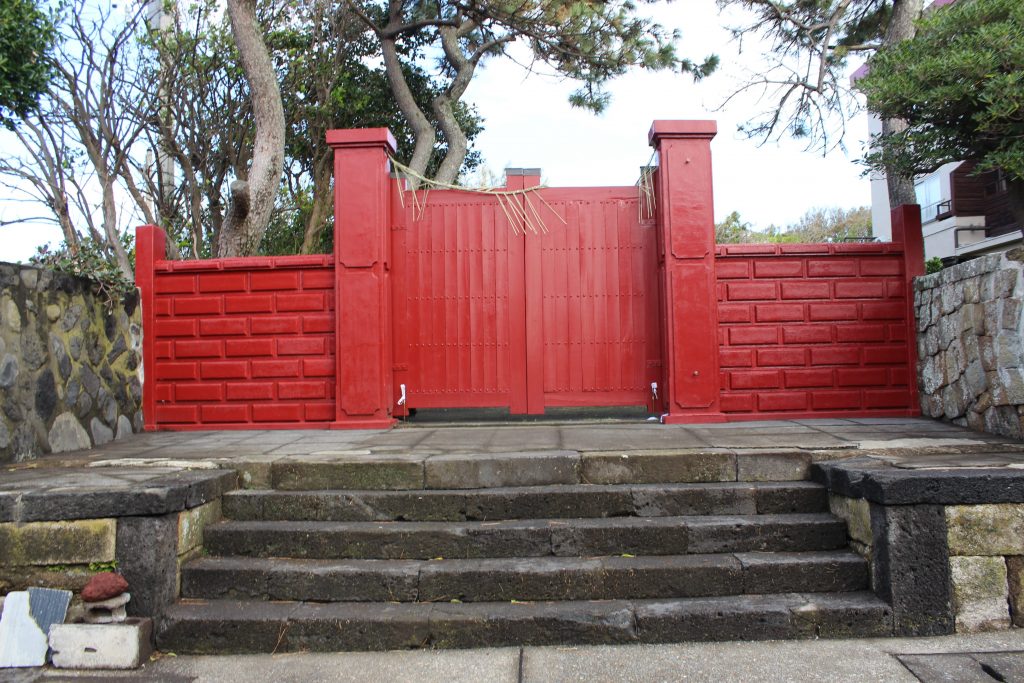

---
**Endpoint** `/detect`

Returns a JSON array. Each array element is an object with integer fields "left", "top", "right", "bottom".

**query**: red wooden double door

[{"left": 391, "top": 182, "right": 663, "bottom": 415}]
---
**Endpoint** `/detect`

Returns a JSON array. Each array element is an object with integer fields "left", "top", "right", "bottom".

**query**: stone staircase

[{"left": 157, "top": 450, "right": 893, "bottom": 652}]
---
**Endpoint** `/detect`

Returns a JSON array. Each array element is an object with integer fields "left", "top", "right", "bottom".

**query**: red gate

[{"left": 391, "top": 172, "right": 662, "bottom": 415}]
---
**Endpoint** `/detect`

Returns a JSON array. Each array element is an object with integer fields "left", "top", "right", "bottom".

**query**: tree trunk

[
  {"left": 881, "top": 0, "right": 924, "bottom": 208},
  {"left": 100, "top": 174, "right": 133, "bottom": 278},
  {"left": 381, "top": 37, "right": 435, "bottom": 187},
  {"left": 220, "top": 0, "right": 285, "bottom": 257},
  {"left": 429, "top": 26, "right": 478, "bottom": 185},
  {"left": 431, "top": 96, "right": 469, "bottom": 186},
  {"left": 300, "top": 154, "right": 334, "bottom": 254}
]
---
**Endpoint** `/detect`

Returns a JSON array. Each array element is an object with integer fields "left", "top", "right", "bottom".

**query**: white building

[{"left": 866, "top": 115, "right": 1020, "bottom": 264}]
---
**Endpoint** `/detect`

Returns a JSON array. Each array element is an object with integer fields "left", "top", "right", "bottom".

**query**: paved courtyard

[
  {"left": 4, "top": 416, "right": 1024, "bottom": 681},
  {"left": 5, "top": 416, "right": 1024, "bottom": 500}
]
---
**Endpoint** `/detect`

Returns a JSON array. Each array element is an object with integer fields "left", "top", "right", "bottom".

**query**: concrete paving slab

[
  {"left": 973, "top": 652, "right": 1024, "bottom": 681},
  {"left": 7, "top": 418, "right": 1024, "bottom": 513},
  {"left": 522, "top": 641, "right": 921, "bottom": 682},
  {"left": 856, "top": 438, "right": 995, "bottom": 451},
  {"left": 485, "top": 435, "right": 564, "bottom": 452},
  {"left": 148, "top": 647, "right": 520, "bottom": 683},
  {"left": 520, "top": 631, "right": 1024, "bottom": 683},
  {"left": 897, "top": 653, "right": 999, "bottom": 682},
  {"left": 7, "top": 622, "right": 1024, "bottom": 682},
  {"left": 848, "top": 417, "right": 942, "bottom": 425},
  {"left": 686, "top": 433, "right": 849, "bottom": 449},
  {"left": 559, "top": 426, "right": 711, "bottom": 451}
]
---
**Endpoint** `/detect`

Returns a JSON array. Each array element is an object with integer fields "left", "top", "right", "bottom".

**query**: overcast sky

[
  {"left": 463, "top": 0, "right": 872, "bottom": 226},
  {"left": 0, "top": 0, "right": 871, "bottom": 263}
]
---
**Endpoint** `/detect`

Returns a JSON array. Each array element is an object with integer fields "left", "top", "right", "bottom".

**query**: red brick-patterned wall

[
  {"left": 149, "top": 256, "right": 335, "bottom": 428},
  {"left": 716, "top": 243, "right": 915, "bottom": 417}
]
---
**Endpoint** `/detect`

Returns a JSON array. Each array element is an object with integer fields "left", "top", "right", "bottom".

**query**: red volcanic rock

[{"left": 81, "top": 572, "right": 128, "bottom": 602}]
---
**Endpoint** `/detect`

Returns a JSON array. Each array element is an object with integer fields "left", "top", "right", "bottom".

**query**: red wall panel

[
  {"left": 150, "top": 255, "right": 335, "bottom": 428},
  {"left": 716, "top": 244, "right": 916, "bottom": 418}
]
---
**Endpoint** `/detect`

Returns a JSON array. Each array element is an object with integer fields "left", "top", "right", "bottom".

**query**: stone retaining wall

[
  {"left": 0, "top": 262, "right": 142, "bottom": 463},
  {"left": 817, "top": 457, "right": 1024, "bottom": 636},
  {"left": 831, "top": 497, "right": 1024, "bottom": 634},
  {"left": 945, "top": 504, "right": 1024, "bottom": 632},
  {"left": 915, "top": 250, "right": 1024, "bottom": 438},
  {"left": 0, "top": 469, "right": 234, "bottom": 619}
]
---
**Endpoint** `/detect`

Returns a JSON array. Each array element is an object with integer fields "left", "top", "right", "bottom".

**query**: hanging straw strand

[{"left": 388, "top": 155, "right": 567, "bottom": 235}]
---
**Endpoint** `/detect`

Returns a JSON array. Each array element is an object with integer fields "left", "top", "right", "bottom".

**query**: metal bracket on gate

[
  {"left": 650, "top": 382, "right": 658, "bottom": 401},
  {"left": 397, "top": 384, "right": 407, "bottom": 406}
]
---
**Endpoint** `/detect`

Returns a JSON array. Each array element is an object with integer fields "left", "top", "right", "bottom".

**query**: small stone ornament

[
  {"left": 82, "top": 593, "right": 130, "bottom": 624},
  {"left": 80, "top": 572, "right": 131, "bottom": 624},
  {"left": 81, "top": 572, "right": 128, "bottom": 602}
]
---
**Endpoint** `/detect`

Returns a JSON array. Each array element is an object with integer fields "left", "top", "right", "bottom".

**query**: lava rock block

[{"left": 81, "top": 572, "right": 128, "bottom": 602}]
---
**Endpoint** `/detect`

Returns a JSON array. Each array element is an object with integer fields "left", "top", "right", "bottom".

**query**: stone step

[
  {"left": 222, "top": 482, "right": 828, "bottom": 522},
  {"left": 156, "top": 592, "right": 893, "bottom": 653},
  {"left": 202, "top": 513, "right": 848, "bottom": 560},
  {"left": 264, "top": 449, "right": 820, "bottom": 492},
  {"left": 181, "top": 551, "right": 868, "bottom": 603}
]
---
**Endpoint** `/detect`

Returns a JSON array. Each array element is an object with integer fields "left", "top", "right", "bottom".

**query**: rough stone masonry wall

[
  {"left": 945, "top": 504, "right": 1024, "bottom": 633},
  {"left": 820, "top": 459, "right": 1024, "bottom": 636},
  {"left": 915, "top": 249, "right": 1024, "bottom": 438},
  {"left": 0, "top": 470, "right": 233, "bottom": 619},
  {"left": 0, "top": 262, "right": 142, "bottom": 463}
]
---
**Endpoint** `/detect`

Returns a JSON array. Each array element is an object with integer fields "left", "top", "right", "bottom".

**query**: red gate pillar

[
  {"left": 891, "top": 204, "right": 925, "bottom": 416},
  {"left": 507, "top": 168, "right": 546, "bottom": 415},
  {"left": 327, "top": 128, "right": 397, "bottom": 429},
  {"left": 650, "top": 120, "right": 725, "bottom": 423},
  {"left": 135, "top": 224, "right": 166, "bottom": 432}
]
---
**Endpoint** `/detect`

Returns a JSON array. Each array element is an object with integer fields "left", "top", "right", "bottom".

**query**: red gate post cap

[
  {"left": 326, "top": 128, "right": 397, "bottom": 153},
  {"left": 648, "top": 120, "right": 718, "bottom": 145}
]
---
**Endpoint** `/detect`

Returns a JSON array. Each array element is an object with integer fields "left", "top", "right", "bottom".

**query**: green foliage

[
  {"left": 715, "top": 211, "right": 757, "bottom": 243},
  {"left": 150, "top": 0, "right": 484, "bottom": 256},
  {"left": 259, "top": 188, "right": 333, "bottom": 256},
  {"left": 716, "top": 206, "right": 873, "bottom": 244},
  {"left": 926, "top": 257, "right": 944, "bottom": 274},
  {"left": 87, "top": 560, "right": 118, "bottom": 572},
  {"left": 30, "top": 234, "right": 136, "bottom": 307},
  {"left": 859, "top": 0, "right": 1024, "bottom": 184},
  {"left": 784, "top": 206, "right": 872, "bottom": 242},
  {"left": 486, "top": 0, "right": 717, "bottom": 113},
  {"left": 0, "top": 0, "right": 53, "bottom": 126}
]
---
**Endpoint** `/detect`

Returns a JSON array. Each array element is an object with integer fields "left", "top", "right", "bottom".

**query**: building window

[
  {"left": 984, "top": 170, "right": 1008, "bottom": 197},
  {"left": 916, "top": 175, "right": 944, "bottom": 222}
]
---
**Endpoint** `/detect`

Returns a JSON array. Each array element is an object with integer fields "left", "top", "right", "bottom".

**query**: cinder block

[{"left": 49, "top": 618, "right": 153, "bottom": 669}]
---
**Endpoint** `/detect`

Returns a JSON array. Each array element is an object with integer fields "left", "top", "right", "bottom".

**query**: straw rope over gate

[{"left": 388, "top": 156, "right": 567, "bottom": 236}]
